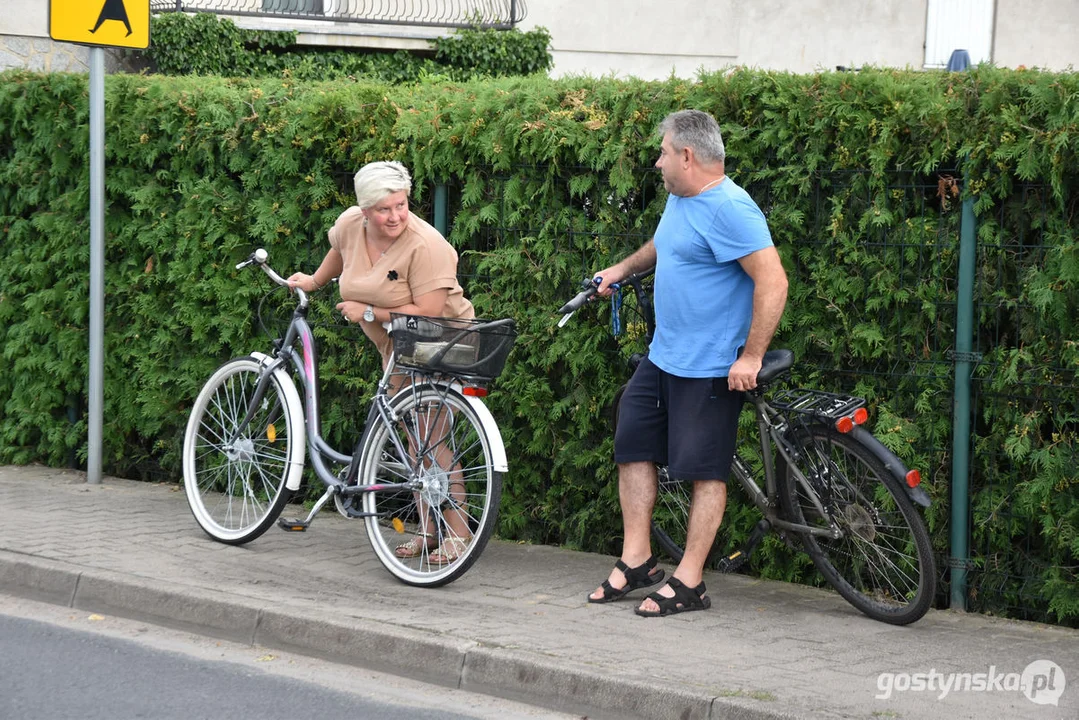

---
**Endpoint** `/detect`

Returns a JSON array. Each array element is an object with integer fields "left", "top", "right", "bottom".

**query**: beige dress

[{"left": 329, "top": 207, "right": 474, "bottom": 364}]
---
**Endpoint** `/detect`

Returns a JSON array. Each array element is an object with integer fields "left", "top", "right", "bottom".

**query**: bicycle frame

[
  {"left": 733, "top": 393, "right": 844, "bottom": 540},
  {"left": 231, "top": 253, "right": 508, "bottom": 526}
]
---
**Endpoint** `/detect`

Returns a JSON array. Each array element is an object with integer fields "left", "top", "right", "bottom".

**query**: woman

[{"left": 288, "top": 161, "right": 475, "bottom": 564}]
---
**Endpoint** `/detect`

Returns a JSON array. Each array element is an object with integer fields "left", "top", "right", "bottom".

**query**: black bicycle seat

[{"left": 757, "top": 349, "right": 794, "bottom": 383}]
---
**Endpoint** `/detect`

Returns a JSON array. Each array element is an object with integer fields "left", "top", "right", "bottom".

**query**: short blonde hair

[{"left": 353, "top": 161, "right": 412, "bottom": 209}]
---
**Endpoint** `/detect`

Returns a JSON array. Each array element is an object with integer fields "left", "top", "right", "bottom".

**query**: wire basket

[{"left": 390, "top": 314, "right": 517, "bottom": 381}]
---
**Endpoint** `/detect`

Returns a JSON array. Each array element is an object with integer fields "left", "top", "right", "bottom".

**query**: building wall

[
  {"left": 522, "top": 0, "right": 1079, "bottom": 79},
  {"left": 3, "top": 1, "right": 1078, "bottom": 76},
  {"left": 993, "top": 0, "right": 1079, "bottom": 69}
]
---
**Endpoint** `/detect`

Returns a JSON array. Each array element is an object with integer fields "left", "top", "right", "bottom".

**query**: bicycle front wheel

[
  {"left": 361, "top": 383, "right": 502, "bottom": 587},
  {"left": 652, "top": 467, "right": 691, "bottom": 562},
  {"left": 182, "top": 357, "right": 305, "bottom": 544},
  {"left": 779, "top": 426, "right": 935, "bottom": 625}
]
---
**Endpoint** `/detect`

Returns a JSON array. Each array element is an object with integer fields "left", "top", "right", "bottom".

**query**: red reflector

[
  {"left": 462, "top": 386, "right": 487, "bottom": 397},
  {"left": 835, "top": 416, "right": 854, "bottom": 433},
  {"left": 906, "top": 469, "right": 921, "bottom": 488},
  {"left": 853, "top": 407, "right": 868, "bottom": 425}
]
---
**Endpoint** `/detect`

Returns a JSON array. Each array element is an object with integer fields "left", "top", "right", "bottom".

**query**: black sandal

[
  {"left": 588, "top": 555, "right": 666, "bottom": 604},
  {"left": 634, "top": 577, "right": 711, "bottom": 617}
]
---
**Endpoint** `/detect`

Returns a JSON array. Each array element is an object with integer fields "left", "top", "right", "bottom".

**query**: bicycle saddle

[{"left": 757, "top": 349, "right": 794, "bottom": 383}]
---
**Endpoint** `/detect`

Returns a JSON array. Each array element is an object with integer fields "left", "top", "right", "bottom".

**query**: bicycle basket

[{"left": 390, "top": 314, "right": 517, "bottom": 381}]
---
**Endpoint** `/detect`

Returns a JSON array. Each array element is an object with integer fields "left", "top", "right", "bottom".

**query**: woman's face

[{"left": 364, "top": 190, "right": 410, "bottom": 241}]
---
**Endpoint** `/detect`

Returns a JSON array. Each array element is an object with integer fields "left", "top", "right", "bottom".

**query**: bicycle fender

[
  {"left": 251, "top": 352, "right": 307, "bottom": 491},
  {"left": 461, "top": 394, "right": 508, "bottom": 473},
  {"left": 847, "top": 426, "right": 930, "bottom": 508}
]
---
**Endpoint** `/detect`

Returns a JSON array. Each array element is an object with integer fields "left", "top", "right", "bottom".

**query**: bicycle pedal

[
  {"left": 715, "top": 550, "right": 748, "bottom": 573},
  {"left": 277, "top": 517, "right": 309, "bottom": 532}
]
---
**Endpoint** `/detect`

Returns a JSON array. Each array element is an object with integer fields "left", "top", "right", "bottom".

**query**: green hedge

[
  {"left": 1, "top": 67, "right": 1076, "bottom": 624},
  {"left": 137, "top": 13, "right": 552, "bottom": 81}
]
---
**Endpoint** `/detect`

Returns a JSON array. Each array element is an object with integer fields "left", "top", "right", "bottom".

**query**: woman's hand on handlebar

[{"left": 286, "top": 272, "right": 320, "bottom": 293}]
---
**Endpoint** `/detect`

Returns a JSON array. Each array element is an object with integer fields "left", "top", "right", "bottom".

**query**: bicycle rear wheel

[
  {"left": 361, "top": 383, "right": 502, "bottom": 587},
  {"left": 182, "top": 357, "right": 304, "bottom": 544},
  {"left": 779, "top": 426, "right": 935, "bottom": 625}
]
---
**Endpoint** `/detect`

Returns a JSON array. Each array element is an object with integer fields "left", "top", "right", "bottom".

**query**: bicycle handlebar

[
  {"left": 555, "top": 268, "right": 656, "bottom": 327},
  {"left": 557, "top": 278, "right": 601, "bottom": 315},
  {"left": 238, "top": 248, "right": 310, "bottom": 309}
]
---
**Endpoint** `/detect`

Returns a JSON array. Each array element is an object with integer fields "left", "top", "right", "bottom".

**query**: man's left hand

[{"left": 728, "top": 355, "right": 762, "bottom": 391}]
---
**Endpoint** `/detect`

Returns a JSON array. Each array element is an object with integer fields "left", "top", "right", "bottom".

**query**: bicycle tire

[
  {"left": 182, "top": 356, "right": 305, "bottom": 544},
  {"left": 361, "top": 383, "right": 502, "bottom": 587},
  {"left": 778, "top": 425, "right": 935, "bottom": 625}
]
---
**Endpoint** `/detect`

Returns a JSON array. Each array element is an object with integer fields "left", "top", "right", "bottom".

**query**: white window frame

[{"left": 924, "top": 0, "right": 996, "bottom": 68}]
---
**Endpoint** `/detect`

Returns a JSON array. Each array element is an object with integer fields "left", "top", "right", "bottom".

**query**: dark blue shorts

[{"left": 614, "top": 356, "right": 742, "bottom": 481}]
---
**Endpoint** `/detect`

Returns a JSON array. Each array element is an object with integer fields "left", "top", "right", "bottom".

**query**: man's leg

[
  {"left": 589, "top": 461, "right": 658, "bottom": 600},
  {"left": 637, "top": 479, "right": 726, "bottom": 613}
]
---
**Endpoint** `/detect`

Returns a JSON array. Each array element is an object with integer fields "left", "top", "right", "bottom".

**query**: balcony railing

[{"left": 151, "top": 0, "right": 527, "bottom": 29}]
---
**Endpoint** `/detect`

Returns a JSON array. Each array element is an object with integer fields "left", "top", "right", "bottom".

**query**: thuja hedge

[
  {"left": 1, "top": 67, "right": 1076, "bottom": 623},
  {"left": 138, "top": 12, "right": 552, "bottom": 81}
]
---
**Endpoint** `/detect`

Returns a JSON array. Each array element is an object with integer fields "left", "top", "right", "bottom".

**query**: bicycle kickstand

[{"left": 714, "top": 518, "right": 772, "bottom": 573}]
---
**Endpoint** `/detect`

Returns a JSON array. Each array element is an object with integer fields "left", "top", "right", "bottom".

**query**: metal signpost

[{"left": 49, "top": 0, "right": 150, "bottom": 484}]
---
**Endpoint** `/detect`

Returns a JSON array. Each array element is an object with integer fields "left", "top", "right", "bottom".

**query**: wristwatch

[{"left": 363, "top": 305, "right": 375, "bottom": 323}]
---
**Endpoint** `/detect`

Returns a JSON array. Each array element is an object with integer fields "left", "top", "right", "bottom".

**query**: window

[{"left": 924, "top": 0, "right": 995, "bottom": 68}]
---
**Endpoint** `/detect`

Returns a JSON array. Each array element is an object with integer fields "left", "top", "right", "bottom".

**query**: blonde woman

[{"left": 288, "top": 161, "right": 475, "bottom": 564}]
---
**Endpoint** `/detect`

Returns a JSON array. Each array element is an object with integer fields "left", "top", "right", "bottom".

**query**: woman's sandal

[
  {"left": 394, "top": 534, "right": 436, "bottom": 558},
  {"left": 634, "top": 577, "right": 711, "bottom": 617},
  {"left": 428, "top": 536, "right": 471, "bottom": 565},
  {"left": 587, "top": 554, "right": 666, "bottom": 604}
]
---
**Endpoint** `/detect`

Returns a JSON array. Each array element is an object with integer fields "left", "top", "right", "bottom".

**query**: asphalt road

[{"left": 0, "top": 594, "right": 580, "bottom": 720}]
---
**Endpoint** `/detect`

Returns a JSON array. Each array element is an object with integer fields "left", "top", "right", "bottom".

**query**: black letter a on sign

[{"left": 90, "top": 0, "right": 133, "bottom": 36}]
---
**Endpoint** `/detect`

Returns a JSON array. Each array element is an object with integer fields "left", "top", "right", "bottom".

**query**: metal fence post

[
  {"left": 949, "top": 189, "right": 977, "bottom": 611},
  {"left": 434, "top": 183, "right": 448, "bottom": 237}
]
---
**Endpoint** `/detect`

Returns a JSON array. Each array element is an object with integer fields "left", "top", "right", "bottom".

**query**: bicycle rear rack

[{"left": 768, "top": 387, "right": 866, "bottom": 422}]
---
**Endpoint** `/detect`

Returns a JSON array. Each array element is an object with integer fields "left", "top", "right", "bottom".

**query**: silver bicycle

[{"left": 182, "top": 249, "right": 516, "bottom": 587}]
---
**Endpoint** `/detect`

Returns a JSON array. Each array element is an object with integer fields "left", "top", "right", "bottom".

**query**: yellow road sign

[{"left": 50, "top": 0, "right": 151, "bottom": 50}]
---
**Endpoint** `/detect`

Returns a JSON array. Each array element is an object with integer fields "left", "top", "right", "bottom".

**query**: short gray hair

[
  {"left": 658, "top": 109, "right": 725, "bottom": 164},
  {"left": 353, "top": 161, "right": 412, "bottom": 209}
]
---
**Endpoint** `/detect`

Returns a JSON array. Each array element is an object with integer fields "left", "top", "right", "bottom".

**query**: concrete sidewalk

[{"left": 0, "top": 464, "right": 1075, "bottom": 719}]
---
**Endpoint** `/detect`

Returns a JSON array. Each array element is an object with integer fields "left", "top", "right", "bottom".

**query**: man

[{"left": 587, "top": 109, "right": 788, "bottom": 617}]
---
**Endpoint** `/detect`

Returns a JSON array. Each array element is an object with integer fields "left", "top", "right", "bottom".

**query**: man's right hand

[{"left": 593, "top": 264, "right": 626, "bottom": 296}]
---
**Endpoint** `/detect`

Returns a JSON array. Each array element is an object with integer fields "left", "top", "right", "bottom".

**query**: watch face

[{"left": 364, "top": 307, "right": 375, "bottom": 322}]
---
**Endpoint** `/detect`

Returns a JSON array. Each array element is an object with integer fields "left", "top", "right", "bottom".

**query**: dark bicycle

[{"left": 558, "top": 272, "right": 936, "bottom": 625}]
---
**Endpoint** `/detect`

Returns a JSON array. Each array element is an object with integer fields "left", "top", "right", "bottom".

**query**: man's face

[{"left": 655, "top": 133, "right": 688, "bottom": 196}]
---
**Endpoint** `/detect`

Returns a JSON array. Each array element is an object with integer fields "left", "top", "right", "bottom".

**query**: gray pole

[{"left": 88, "top": 48, "right": 105, "bottom": 485}]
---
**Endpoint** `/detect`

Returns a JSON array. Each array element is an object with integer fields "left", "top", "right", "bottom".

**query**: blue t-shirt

[{"left": 649, "top": 178, "right": 774, "bottom": 378}]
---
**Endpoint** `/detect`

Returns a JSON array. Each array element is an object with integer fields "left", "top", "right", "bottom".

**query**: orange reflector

[
  {"left": 906, "top": 469, "right": 922, "bottom": 488},
  {"left": 266, "top": 424, "right": 277, "bottom": 443},
  {"left": 835, "top": 416, "right": 854, "bottom": 433},
  {"left": 462, "top": 386, "right": 488, "bottom": 397},
  {"left": 392, "top": 517, "right": 405, "bottom": 533},
  {"left": 853, "top": 407, "right": 868, "bottom": 425}
]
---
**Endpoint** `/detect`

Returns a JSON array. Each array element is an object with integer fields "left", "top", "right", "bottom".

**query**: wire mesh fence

[{"left": 151, "top": 0, "right": 527, "bottom": 29}]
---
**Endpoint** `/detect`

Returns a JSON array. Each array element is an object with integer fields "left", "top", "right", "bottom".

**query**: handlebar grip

[{"left": 557, "top": 277, "right": 603, "bottom": 315}]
